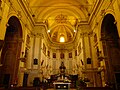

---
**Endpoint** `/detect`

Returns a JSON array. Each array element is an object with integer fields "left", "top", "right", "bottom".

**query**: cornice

[
  {"left": 18, "top": 0, "right": 35, "bottom": 26},
  {"left": 88, "top": 0, "right": 104, "bottom": 24}
]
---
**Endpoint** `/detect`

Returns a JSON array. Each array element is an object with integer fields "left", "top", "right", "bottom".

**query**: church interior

[{"left": 0, "top": 0, "right": 120, "bottom": 90}]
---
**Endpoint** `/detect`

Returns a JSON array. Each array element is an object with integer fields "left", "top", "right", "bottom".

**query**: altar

[
  {"left": 53, "top": 62, "right": 71, "bottom": 90},
  {"left": 53, "top": 82, "right": 71, "bottom": 90}
]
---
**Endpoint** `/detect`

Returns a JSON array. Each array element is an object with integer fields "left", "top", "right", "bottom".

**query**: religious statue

[
  {"left": 59, "top": 61, "right": 66, "bottom": 80},
  {"left": 60, "top": 62, "right": 66, "bottom": 74}
]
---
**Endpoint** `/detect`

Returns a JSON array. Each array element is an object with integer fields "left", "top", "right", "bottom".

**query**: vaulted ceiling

[{"left": 23, "top": 0, "right": 97, "bottom": 44}]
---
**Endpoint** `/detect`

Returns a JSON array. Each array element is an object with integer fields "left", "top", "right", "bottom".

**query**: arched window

[
  {"left": 60, "top": 53, "right": 64, "bottom": 59},
  {"left": 60, "top": 36, "right": 65, "bottom": 42}
]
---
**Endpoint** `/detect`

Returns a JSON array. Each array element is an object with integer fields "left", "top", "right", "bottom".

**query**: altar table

[{"left": 53, "top": 82, "right": 71, "bottom": 90}]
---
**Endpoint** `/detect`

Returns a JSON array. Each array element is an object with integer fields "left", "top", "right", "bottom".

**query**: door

[
  {"left": 3, "top": 74, "right": 10, "bottom": 88},
  {"left": 23, "top": 73, "right": 28, "bottom": 87}
]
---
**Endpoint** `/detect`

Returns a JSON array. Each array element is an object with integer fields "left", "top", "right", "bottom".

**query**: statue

[{"left": 59, "top": 61, "right": 66, "bottom": 80}]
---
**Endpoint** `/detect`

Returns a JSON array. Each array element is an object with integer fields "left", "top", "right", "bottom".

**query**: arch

[
  {"left": 101, "top": 14, "right": 120, "bottom": 88},
  {"left": 7, "top": 16, "right": 23, "bottom": 37},
  {"left": 0, "top": 16, "right": 23, "bottom": 86},
  {"left": 101, "top": 14, "right": 119, "bottom": 47}
]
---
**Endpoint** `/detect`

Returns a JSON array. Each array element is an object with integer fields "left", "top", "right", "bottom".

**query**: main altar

[
  {"left": 53, "top": 82, "right": 71, "bottom": 90},
  {"left": 53, "top": 62, "right": 71, "bottom": 90}
]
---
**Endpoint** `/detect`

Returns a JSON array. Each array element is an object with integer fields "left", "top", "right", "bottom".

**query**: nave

[{"left": 0, "top": 0, "right": 120, "bottom": 90}]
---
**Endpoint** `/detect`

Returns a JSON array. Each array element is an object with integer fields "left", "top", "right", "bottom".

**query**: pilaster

[{"left": 32, "top": 33, "right": 43, "bottom": 69}]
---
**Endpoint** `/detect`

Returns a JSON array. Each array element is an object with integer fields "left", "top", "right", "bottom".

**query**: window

[
  {"left": 75, "top": 50, "right": 77, "bottom": 56},
  {"left": 24, "top": 48, "right": 28, "bottom": 58},
  {"left": 41, "top": 60, "right": 44, "bottom": 66},
  {"left": 26, "top": 35, "right": 30, "bottom": 45},
  {"left": 94, "top": 34, "right": 97, "bottom": 43},
  {"left": 81, "top": 60, "right": 84, "bottom": 65},
  {"left": 60, "top": 36, "right": 65, "bottom": 42},
  {"left": 78, "top": 43, "right": 81, "bottom": 54},
  {"left": 69, "top": 52, "right": 72, "bottom": 58},
  {"left": 48, "top": 51, "right": 50, "bottom": 57},
  {"left": 87, "top": 58, "right": 91, "bottom": 64},
  {"left": 53, "top": 53, "right": 56, "bottom": 58},
  {"left": 60, "top": 53, "right": 64, "bottom": 59},
  {"left": 43, "top": 43, "right": 46, "bottom": 54},
  {"left": 34, "top": 58, "right": 38, "bottom": 65}
]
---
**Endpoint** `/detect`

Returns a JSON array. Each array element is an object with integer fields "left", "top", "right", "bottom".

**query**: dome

[{"left": 47, "top": 14, "right": 77, "bottom": 43}]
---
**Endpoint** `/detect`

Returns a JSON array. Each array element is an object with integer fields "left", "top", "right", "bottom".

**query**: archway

[
  {"left": 101, "top": 14, "right": 120, "bottom": 89},
  {"left": 0, "top": 16, "right": 22, "bottom": 87}
]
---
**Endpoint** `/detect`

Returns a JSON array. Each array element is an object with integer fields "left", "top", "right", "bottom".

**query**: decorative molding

[
  {"left": 81, "top": 68, "right": 99, "bottom": 73},
  {"left": 80, "top": 32, "right": 93, "bottom": 37},
  {"left": 100, "top": 9, "right": 106, "bottom": 17},
  {"left": 17, "top": 10, "right": 22, "bottom": 19},
  {"left": 78, "top": 24, "right": 90, "bottom": 31}
]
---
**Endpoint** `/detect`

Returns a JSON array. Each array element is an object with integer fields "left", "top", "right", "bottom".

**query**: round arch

[
  {"left": 100, "top": 13, "right": 120, "bottom": 89},
  {"left": 0, "top": 16, "right": 23, "bottom": 86}
]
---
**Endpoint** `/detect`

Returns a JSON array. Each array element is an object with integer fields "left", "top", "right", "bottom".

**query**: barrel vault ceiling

[{"left": 23, "top": 0, "right": 97, "bottom": 44}]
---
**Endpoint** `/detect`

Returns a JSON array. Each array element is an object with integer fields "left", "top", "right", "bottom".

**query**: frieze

[
  {"left": 30, "top": 33, "right": 44, "bottom": 38},
  {"left": 77, "top": 24, "right": 90, "bottom": 31},
  {"left": 35, "top": 33, "right": 44, "bottom": 38},
  {"left": 80, "top": 31, "right": 93, "bottom": 37}
]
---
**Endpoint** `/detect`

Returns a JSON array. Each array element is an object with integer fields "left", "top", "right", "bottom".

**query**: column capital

[
  {"left": 80, "top": 31, "right": 93, "bottom": 38},
  {"left": 30, "top": 33, "right": 44, "bottom": 38},
  {"left": 35, "top": 33, "right": 44, "bottom": 38}
]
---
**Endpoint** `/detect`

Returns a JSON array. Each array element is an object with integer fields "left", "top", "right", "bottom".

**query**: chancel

[
  {"left": 53, "top": 62, "right": 71, "bottom": 90},
  {"left": 0, "top": 0, "right": 120, "bottom": 90}
]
